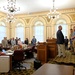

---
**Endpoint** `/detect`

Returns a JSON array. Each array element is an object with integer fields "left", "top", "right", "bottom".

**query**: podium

[
  {"left": 37, "top": 42, "right": 47, "bottom": 64},
  {"left": 47, "top": 39, "right": 58, "bottom": 58},
  {"left": 37, "top": 39, "right": 58, "bottom": 63}
]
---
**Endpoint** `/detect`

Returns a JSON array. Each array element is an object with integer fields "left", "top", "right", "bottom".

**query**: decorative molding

[
  {"left": 59, "top": 8, "right": 75, "bottom": 14},
  {"left": 25, "top": 18, "right": 30, "bottom": 24},
  {"left": 69, "top": 14, "right": 75, "bottom": 21},
  {"left": 45, "top": 16, "right": 51, "bottom": 22},
  {"left": 14, "top": 8, "right": 75, "bottom": 21}
]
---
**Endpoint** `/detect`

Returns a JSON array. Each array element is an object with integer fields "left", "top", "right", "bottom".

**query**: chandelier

[
  {"left": 47, "top": 0, "right": 60, "bottom": 19},
  {"left": 5, "top": 14, "right": 16, "bottom": 22},
  {"left": 3, "top": 0, "right": 20, "bottom": 22},
  {"left": 3, "top": 0, "right": 20, "bottom": 13}
]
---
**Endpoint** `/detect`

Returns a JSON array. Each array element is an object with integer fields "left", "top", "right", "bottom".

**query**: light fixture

[
  {"left": 3, "top": 0, "right": 20, "bottom": 22},
  {"left": 3, "top": 0, "right": 20, "bottom": 13},
  {"left": 47, "top": 0, "right": 60, "bottom": 19},
  {"left": 5, "top": 14, "right": 16, "bottom": 22}
]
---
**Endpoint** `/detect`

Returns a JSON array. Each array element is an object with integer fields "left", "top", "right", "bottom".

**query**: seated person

[
  {"left": 12, "top": 45, "right": 18, "bottom": 50},
  {"left": 24, "top": 38, "right": 29, "bottom": 45},
  {"left": 0, "top": 44, "right": 2, "bottom": 51},
  {"left": 22, "top": 44, "right": 28, "bottom": 49},
  {"left": 18, "top": 45, "right": 22, "bottom": 49}
]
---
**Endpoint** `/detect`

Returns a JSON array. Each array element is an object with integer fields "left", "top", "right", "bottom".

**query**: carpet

[
  {"left": 0, "top": 62, "right": 35, "bottom": 75},
  {"left": 48, "top": 50, "right": 75, "bottom": 66}
]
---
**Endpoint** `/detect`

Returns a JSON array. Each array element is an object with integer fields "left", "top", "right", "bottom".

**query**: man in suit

[
  {"left": 24, "top": 38, "right": 29, "bottom": 45},
  {"left": 2, "top": 37, "right": 8, "bottom": 48},
  {"left": 56, "top": 26, "right": 66, "bottom": 57},
  {"left": 15, "top": 37, "right": 18, "bottom": 45}
]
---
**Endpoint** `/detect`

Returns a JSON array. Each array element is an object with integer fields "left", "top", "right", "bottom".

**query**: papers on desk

[
  {"left": 0, "top": 50, "right": 14, "bottom": 55},
  {"left": 6, "top": 50, "right": 14, "bottom": 55},
  {"left": 6, "top": 53, "right": 13, "bottom": 55},
  {"left": 6, "top": 50, "right": 14, "bottom": 53}
]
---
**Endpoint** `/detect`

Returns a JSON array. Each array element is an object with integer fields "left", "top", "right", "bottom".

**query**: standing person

[
  {"left": 56, "top": 26, "right": 66, "bottom": 57},
  {"left": 2, "top": 37, "right": 8, "bottom": 48},
  {"left": 64, "top": 36, "right": 68, "bottom": 50},
  {"left": 18, "top": 38, "right": 22, "bottom": 45},
  {"left": 8, "top": 38, "right": 11, "bottom": 46},
  {"left": 69, "top": 29, "right": 73, "bottom": 50},
  {"left": 31, "top": 36, "right": 37, "bottom": 46},
  {"left": 15, "top": 37, "right": 18, "bottom": 45},
  {"left": 71, "top": 26, "right": 75, "bottom": 53},
  {"left": 24, "top": 38, "right": 29, "bottom": 45},
  {"left": 17, "top": 38, "right": 23, "bottom": 49},
  {"left": 11, "top": 38, "right": 16, "bottom": 46}
]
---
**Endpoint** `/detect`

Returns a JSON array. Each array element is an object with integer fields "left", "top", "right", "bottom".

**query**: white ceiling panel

[{"left": 0, "top": 0, "right": 75, "bottom": 14}]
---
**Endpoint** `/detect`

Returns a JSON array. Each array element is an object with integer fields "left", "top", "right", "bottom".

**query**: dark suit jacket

[
  {"left": 56, "top": 30, "right": 64, "bottom": 44},
  {"left": 64, "top": 39, "right": 68, "bottom": 46},
  {"left": 24, "top": 39, "right": 29, "bottom": 45}
]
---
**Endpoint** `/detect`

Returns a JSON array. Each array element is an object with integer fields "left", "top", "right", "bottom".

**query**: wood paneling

[
  {"left": 37, "top": 42, "right": 47, "bottom": 64},
  {"left": 47, "top": 39, "right": 58, "bottom": 58},
  {"left": 37, "top": 39, "right": 58, "bottom": 63}
]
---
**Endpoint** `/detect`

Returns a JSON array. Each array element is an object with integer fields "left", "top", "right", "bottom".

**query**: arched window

[
  {"left": 34, "top": 21, "right": 44, "bottom": 42},
  {"left": 55, "top": 19, "right": 68, "bottom": 38},
  {"left": 16, "top": 23, "right": 24, "bottom": 42},
  {"left": 0, "top": 22, "right": 6, "bottom": 43}
]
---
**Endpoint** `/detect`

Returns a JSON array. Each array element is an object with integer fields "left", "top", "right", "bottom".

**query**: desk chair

[
  {"left": 31, "top": 46, "right": 37, "bottom": 53},
  {"left": 13, "top": 50, "right": 26, "bottom": 70}
]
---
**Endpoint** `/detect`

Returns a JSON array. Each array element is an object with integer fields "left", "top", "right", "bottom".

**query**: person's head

[
  {"left": 4, "top": 37, "right": 7, "bottom": 40},
  {"left": 65, "top": 36, "right": 67, "bottom": 39},
  {"left": 73, "top": 26, "right": 75, "bottom": 31},
  {"left": 33, "top": 36, "right": 35, "bottom": 38},
  {"left": 4, "top": 37, "right": 6, "bottom": 40},
  {"left": 18, "top": 38, "right": 21, "bottom": 41},
  {"left": 58, "top": 26, "right": 62, "bottom": 30},
  {"left": 16, "top": 37, "right": 18, "bottom": 39},
  {"left": 26, "top": 38, "right": 28, "bottom": 40},
  {"left": 13, "top": 38, "right": 14, "bottom": 40}
]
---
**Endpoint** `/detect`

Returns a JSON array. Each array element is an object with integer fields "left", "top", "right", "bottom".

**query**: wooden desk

[
  {"left": 6, "top": 53, "right": 13, "bottom": 70},
  {"left": 0, "top": 52, "right": 13, "bottom": 71},
  {"left": 32, "top": 63, "right": 73, "bottom": 75}
]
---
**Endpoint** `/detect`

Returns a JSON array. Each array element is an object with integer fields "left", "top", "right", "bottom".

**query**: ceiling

[{"left": 0, "top": 0, "right": 75, "bottom": 14}]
